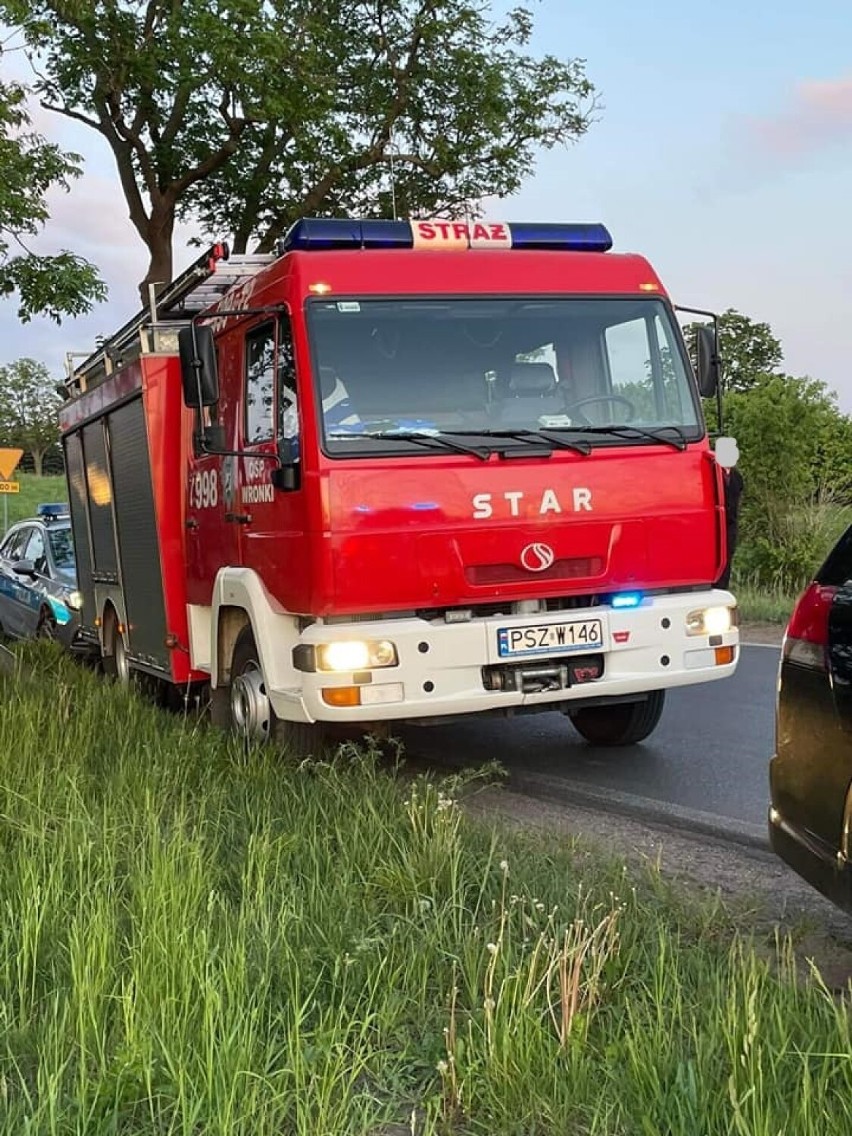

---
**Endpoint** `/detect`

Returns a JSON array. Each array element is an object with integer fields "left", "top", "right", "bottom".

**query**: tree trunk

[
  {"left": 138, "top": 205, "right": 176, "bottom": 305},
  {"left": 32, "top": 449, "right": 44, "bottom": 477}
]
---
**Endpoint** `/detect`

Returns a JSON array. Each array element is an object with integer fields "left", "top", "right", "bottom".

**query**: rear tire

[
  {"left": 227, "top": 624, "right": 327, "bottom": 759},
  {"left": 567, "top": 690, "right": 665, "bottom": 746}
]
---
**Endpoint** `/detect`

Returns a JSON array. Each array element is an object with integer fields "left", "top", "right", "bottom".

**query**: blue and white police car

[{"left": 0, "top": 503, "right": 90, "bottom": 651}]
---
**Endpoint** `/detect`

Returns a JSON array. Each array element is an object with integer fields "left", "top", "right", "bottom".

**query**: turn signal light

[
  {"left": 714, "top": 646, "right": 735, "bottom": 665},
  {"left": 322, "top": 687, "right": 362, "bottom": 707}
]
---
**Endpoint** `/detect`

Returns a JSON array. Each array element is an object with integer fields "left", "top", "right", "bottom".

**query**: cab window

[{"left": 244, "top": 315, "right": 299, "bottom": 445}]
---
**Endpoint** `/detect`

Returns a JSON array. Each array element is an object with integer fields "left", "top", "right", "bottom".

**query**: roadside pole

[{"left": 0, "top": 449, "right": 24, "bottom": 531}]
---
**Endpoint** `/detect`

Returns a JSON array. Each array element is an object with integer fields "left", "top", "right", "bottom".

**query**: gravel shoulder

[
  {"left": 740, "top": 620, "right": 784, "bottom": 647},
  {"left": 460, "top": 782, "right": 852, "bottom": 991}
]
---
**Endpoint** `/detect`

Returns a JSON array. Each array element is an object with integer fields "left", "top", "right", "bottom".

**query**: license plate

[{"left": 497, "top": 618, "right": 604, "bottom": 657}]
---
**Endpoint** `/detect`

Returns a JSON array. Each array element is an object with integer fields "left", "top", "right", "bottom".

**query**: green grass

[
  {"left": 0, "top": 471, "right": 68, "bottom": 530},
  {"left": 731, "top": 573, "right": 798, "bottom": 625},
  {"left": 0, "top": 642, "right": 851, "bottom": 1134}
]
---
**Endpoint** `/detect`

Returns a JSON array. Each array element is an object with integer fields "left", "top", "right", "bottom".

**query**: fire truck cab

[{"left": 59, "top": 217, "right": 739, "bottom": 755}]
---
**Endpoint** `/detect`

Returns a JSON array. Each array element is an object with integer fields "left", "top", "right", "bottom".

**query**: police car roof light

[
  {"left": 37, "top": 502, "right": 69, "bottom": 520},
  {"left": 279, "top": 217, "right": 613, "bottom": 253}
]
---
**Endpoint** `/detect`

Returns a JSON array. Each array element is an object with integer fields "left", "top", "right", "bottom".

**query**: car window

[
  {"left": 24, "top": 528, "right": 48, "bottom": 575},
  {"left": 1, "top": 526, "right": 31, "bottom": 562},
  {"left": 48, "top": 525, "right": 76, "bottom": 579},
  {"left": 819, "top": 525, "right": 852, "bottom": 587}
]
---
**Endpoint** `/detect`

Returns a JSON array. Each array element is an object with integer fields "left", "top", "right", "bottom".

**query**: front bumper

[{"left": 277, "top": 589, "right": 739, "bottom": 725}]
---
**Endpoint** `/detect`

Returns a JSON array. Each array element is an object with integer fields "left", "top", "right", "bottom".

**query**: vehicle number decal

[{"left": 190, "top": 469, "right": 219, "bottom": 510}]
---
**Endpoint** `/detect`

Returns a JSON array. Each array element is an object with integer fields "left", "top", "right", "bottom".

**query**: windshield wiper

[
  {"left": 553, "top": 424, "right": 688, "bottom": 452},
  {"left": 356, "top": 430, "right": 492, "bottom": 461},
  {"left": 441, "top": 428, "right": 592, "bottom": 456}
]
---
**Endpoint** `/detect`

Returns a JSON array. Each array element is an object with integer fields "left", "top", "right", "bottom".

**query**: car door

[
  {"left": 20, "top": 525, "right": 51, "bottom": 637},
  {"left": 777, "top": 527, "right": 852, "bottom": 859},
  {"left": 0, "top": 524, "right": 35, "bottom": 637}
]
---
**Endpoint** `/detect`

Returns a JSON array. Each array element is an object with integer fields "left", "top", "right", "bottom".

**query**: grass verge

[
  {"left": 0, "top": 643, "right": 851, "bottom": 1134},
  {"left": 1, "top": 472, "right": 68, "bottom": 529},
  {"left": 731, "top": 574, "right": 797, "bottom": 625}
]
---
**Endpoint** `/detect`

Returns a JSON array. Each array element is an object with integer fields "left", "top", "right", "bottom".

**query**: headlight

[
  {"left": 315, "top": 639, "right": 398, "bottom": 672},
  {"left": 67, "top": 590, "right": 83, "bottom": 611},
  {"left": 686, "top": 605, "right": 733, "bottom": 636}
]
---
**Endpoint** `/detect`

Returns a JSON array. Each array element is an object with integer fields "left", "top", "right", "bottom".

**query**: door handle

[{"left": 225, "top": 512, "right": 252, "bottom": 525}]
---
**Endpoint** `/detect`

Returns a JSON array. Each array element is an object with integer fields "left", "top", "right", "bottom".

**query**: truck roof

[{"left": 62, "top": 218, "right": 668, "bottom": 394}]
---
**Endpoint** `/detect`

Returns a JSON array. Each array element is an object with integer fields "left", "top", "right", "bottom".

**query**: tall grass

[{"left": 1, "top": 644, "right": 851, "bottom": 1133}]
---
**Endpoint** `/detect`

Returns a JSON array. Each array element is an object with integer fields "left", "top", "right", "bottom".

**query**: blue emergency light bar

[
  {"left": 278, "top": 217, "right": 613, "bottom": 254},
  {"left": 37, "top": 503, "right": 69, "bottom": 520}
]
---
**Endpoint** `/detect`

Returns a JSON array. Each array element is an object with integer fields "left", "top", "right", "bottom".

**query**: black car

[
  {"left": 0, "top": 503, "right": 94, "bottom": 653},
  {"left": 769, "top": 526, "right": 852, "bottom": 913}
]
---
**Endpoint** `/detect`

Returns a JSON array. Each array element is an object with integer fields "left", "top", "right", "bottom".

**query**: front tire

[
  {"left": 102, "top": 616, "right": 131, "bottom": 686},
  {"left": 227, "top": 624, "right": 326, "bottom": 759},
  {"left": 567, "top": 690, "right": 665, "bottom": 746},
  {"left": 36, "top": 608, "right": 57, "bottom": 642}
]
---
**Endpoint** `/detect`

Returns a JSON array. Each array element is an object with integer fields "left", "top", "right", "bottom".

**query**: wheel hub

[{"left": 230, "top": 662, "right": 270, "bottom": 742}]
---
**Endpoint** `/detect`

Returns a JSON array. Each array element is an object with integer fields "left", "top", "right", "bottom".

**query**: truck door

[
  {"left": 237, "top": 313, "right": 303, "bottom": 592},
  {"left": 185, "top": 336, "right": 243, "bottom": 600}
]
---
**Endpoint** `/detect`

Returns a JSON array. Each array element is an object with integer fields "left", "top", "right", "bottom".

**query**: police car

[{"left": 0, "top": 503, "right": 91, "bottom": 651}]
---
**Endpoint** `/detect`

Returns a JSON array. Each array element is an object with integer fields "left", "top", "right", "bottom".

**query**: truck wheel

[
  {"left": 103, "top": 619, "right": 131, "bottom": 686},
  {"left": 228, "top": 624, "right": 326, "bottom": 759},
  {"left": 567, "top": 690, "right": 665, "bottom": 746}
]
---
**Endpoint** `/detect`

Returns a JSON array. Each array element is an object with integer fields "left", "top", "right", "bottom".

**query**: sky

[{"left": 2, "top": 0, "right": 852, "bottom": 408}]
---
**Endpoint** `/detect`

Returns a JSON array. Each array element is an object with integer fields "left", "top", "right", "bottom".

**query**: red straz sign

[{"left": 411, "top": 220, "right": 512, "bottom": 249}]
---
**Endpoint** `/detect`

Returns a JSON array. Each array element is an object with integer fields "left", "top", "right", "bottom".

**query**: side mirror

[
  {"left": 694, "top": 325, "right": 720, "bottom": 398},
  {"left": 178, "top": 324, "right": 220, "bottom": 408},
  {"left": 12, "top": 559, "right": 36, "bottom": 578}
]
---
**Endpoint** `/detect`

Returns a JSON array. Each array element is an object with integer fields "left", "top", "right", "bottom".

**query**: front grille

[{"left": 467, "top": 557, "right": 604, "bottom": 586}]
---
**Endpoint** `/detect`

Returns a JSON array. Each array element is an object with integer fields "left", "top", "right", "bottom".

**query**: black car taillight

[{"left": 782, "top": 581, "right": 838, "bottom": 670}]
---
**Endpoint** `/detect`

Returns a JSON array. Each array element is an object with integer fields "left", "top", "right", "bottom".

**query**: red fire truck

[{"left": 58, "top": 217, "right": 739, "bottom": 755}]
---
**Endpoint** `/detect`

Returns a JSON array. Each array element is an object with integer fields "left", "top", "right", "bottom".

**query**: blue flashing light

[
  {"left": 278, "top": 217, "right": 613, "bottom": 254},
  {"left": 280, "top": 218, "right": 414, "bottom": 252},
  {"left": 611, "top": 591, "right": 643, "bottom": 609},
  {"left": 37, "top": 503, "right": 69, "bottom": 520},
  {"left": 508, "top": 222, "right": 612, "bottom": 252}
]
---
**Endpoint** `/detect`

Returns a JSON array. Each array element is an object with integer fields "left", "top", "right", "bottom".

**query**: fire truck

[{"left": 58, "top": 217, "right": 739, "bottom": 755}]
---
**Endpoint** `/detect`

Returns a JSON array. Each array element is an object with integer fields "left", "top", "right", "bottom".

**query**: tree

[
  {"left": 1, "top": 1, "right": 598, "bottom": 297},
  {"left": 0, "top": 55, "right": 107, "bottom": 322},
  {"left": 683, "top": 307, "right": 783, "bottom": 397},
  {"left": 0, "top": 357, "right": 62, "bottom": 474}
]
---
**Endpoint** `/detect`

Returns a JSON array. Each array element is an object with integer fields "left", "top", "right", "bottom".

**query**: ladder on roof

[{"left": 66, "top": 241, "right": 278, "bottom": 391}]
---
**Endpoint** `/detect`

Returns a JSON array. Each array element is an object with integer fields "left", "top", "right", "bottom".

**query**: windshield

[
  {"left": 48, "top": 525, "right": 76, "bottom": 581},
  {"left": 306, "top": 297, "right": 703, "bottom": 456}
]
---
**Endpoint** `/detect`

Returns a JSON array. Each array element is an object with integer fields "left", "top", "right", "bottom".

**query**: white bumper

[{"left": 276, "top": 589, "right": 739, "bottom": 725}]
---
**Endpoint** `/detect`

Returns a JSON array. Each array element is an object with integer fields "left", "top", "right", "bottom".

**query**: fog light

[
  {"left": 686, "top": 605, "right": 732, "bottom": 636},
  {"left": 316, "top": 639, "right": 398, "bottom": 672}
]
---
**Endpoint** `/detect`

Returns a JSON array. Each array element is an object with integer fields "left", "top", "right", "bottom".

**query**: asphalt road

[{"left": 400, "top": 644, "right": 779, "bottom": 843}]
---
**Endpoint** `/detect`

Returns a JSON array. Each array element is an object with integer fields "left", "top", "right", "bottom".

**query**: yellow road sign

[
  {"left": 0, "top": 449, "right": 23, "bottom": 481},
  {"left": 0, "top": 481, "right": 20, "bottom": 494}
]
